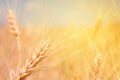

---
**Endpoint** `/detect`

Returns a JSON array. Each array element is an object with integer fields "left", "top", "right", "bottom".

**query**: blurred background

[
  {"left": 0, "top": 0, "right": 120, "bottom": 80},
  {"left": 0, "top": 0, "right": 120, "bottom": 27}
]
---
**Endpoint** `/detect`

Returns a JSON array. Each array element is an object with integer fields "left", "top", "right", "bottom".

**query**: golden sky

[{"left": 0, "top": 0, "right": 120, "bottom": 27}]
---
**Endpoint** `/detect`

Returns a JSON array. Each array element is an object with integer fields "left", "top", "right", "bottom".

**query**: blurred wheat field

[
  {"left": 0, "top": 20, "right": 120, "bottom": 80},
  {"left": 0, "top": 0, "right": 120, "bottom": 80}
]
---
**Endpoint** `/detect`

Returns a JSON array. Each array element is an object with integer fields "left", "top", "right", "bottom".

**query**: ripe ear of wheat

[
  {"left": 7, "top": 9, "right": 20, "bottom": 38},
  {"left": 10, "top": 39, "right": 50, "bottom": 80},
  {"left": 7, "top": 9, "right": 21, "bottom": 52}
]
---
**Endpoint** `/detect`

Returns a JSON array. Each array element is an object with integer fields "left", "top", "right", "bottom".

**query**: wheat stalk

[
  {"left": 10, "top": 39, "right": 50, "bottom": 80},
  {"left": 7, "top": 9, "right": 21, "bottom": 52},
  {"left": 7, "top": 10, "right": 22, "bottom": 77}
]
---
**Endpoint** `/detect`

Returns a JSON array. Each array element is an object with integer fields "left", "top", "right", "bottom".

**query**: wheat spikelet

[
  {"left": 7, "top": 9, "right": 21, "bottom": 52},
  {"left": 13, "top": 39, "right": 50, "bottom": 80},
  {"left": 89, "top": 54, "right": 102, "bottom": 80},
  {"left": 91, "top": 17, "right": 102, "bottom": 39}
]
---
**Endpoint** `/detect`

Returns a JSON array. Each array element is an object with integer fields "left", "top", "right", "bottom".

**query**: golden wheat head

[
  {"left": 10, "top": 39, "right": 51, "bottom": 80},
  {"left": 7, "top": 9, "right": 21, "bottom": 52},
  {"left": 7, "top": 9, "right": 20, "bottom": 37}
]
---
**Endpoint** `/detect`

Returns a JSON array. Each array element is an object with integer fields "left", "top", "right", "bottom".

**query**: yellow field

[{"left": 0, "top": 19, "right": 120, "bottom": 80}]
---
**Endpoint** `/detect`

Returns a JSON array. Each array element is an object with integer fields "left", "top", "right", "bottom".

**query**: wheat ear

[
  {"left": 14, "top": 39, "right": 50, "bottom": 80},
  {"left": 7, "top": 9, "right": 21, "bottom": 52},
  {"left": 89, "top": 54, "right": 102, "bottom": 80}
]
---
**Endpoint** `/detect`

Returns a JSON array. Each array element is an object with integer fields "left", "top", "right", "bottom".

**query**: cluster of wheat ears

[{"left": 7, "top": 9, "right": 50, "bottom": 80}]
